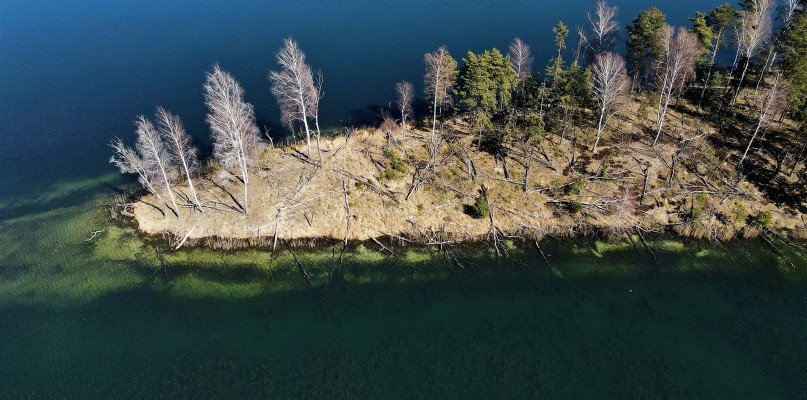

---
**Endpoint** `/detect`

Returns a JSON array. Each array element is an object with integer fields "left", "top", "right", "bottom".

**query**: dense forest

[{"left": 111, "top": 0, "right": 807, "bottom": 251}]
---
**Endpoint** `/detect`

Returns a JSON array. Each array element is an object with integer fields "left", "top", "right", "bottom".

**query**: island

[{"left": 111, "top": 2, "right": 807, "bottom": 253}]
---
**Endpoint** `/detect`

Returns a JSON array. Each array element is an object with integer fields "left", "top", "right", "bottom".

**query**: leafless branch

[
  {"left": 204, "top": 64, "right": 263, "bottom": 214},
  {"left": 396, "top": 81, "right": 414, "bottom": 139},
  {"left": 269, "top": 37, "right": 322, "bottom": 163},
  {"left": 591, "top": 51, "right": 629, "bottom": 152},
  {"left": 155, "top": 107, "right": 204, "bottom": 214}
]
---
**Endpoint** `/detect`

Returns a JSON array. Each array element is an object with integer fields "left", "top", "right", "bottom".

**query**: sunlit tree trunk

[
  {"left": 155, "top": 107, "right": 203, "bottom": 214},
  {"left": 424, "top": 46, "right": 456, "bottom": 159},
  {"left": 269, "top": 37, "right": 321, "bottom": 161},
  {"left": 653, "top": 26, "right": 700, "bottom": 146},
  {"left": 740, "top": 73, "right": 789, "bottom": 165},
  {"left": 591, "top": 52, "right": 629, "bottom": 152},
  {"left": 396, "top": 81, "right": 414, "bottom": 139},
  {"left": 204, "top": 64, "right": 262, "bottom": 214},
  {"left": 135, "top": 115, "right": 178, "bottom": 216}
]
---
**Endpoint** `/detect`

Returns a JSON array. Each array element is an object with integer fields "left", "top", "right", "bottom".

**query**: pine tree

[
  {"left": 550, "top": 22, "right": 569, "bottom": 82},
  {"left": 689, "top": 12, "right": 715, "bottom": 58},
  {"left": 626, "top": 7, "right": 667, "bottom": 87},
  {"left": 695, "top": 3, "right": 738, "bottom": 106},
  {"left": 706, "top": 3, "right": 739, "bottom": 61},
  {"left": 782, "top": 12, "right": 807, "bottom": 121},
  {"left": 455, "top": 48, "right": 516, "bottom": 150}
]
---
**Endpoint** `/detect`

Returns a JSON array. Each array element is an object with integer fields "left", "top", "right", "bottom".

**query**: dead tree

[
  {"left": 652, "top": 26, "right": 700, "bottom": 146},
  {"left": 155, "top": 107, "right": 203, "bottom": 213},
  {"left": 508, "top": 38, "right": 533, "bottom": 87},
  {"left": 783, "top": 0, "right": 802, "bottom": 23},
  {"left": 269, "top": 37, "right": 322, "bottom": 163},
  {"left": 204, "top": 64, "right": 262, "bottom": 215},
  {"left": 591, "top": 51, "right": 629, "bottom": 152},
  {"left": 583, "top": 0, "right": 620, "bottom": 62},
  {"left": 424, "top": 46, "right": 457, "bottom": 159},
  {"left": 309, "top": 70, "right": 324, "bottom": 164},
  {"left": 135, "top": 115, "right": 179, "bottom": 216},
  {"left": 109, "top": 137, "right": 165, "bottom": 212},
  {"left": 380, "top": 112, "right": 397, "bottom": 146},
  {"left": 730, "top": 0, "right": 772, "bottom": 109},
  {"left": 396, "top": 81, "right": 414, "bottom": 139},
  {"left": 739, "top": 73, "right": 789, "bottom": 165}
]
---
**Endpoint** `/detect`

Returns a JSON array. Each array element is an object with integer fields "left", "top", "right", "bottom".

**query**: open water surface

[{"left": 2, "top": 1, "right": 806, "bottom": 398}]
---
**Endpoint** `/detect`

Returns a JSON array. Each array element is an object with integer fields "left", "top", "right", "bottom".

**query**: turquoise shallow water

[{"left": 1, "top": 181, "right": 805, "bottom": 398}]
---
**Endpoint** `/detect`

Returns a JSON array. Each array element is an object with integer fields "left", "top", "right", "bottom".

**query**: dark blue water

[
  {"left": 8, "top": 2, "right": 805, "bottom": 399},
  {"left": 0, "top": 0, "right": 722, "bottom": 199}
]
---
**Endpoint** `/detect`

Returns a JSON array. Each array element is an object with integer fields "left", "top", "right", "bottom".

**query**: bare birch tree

[
  {"left": 135, "top": 115, "right": 179, "bottom": 216},
  {"left": 783, "top": 0, "right": 801, "bottom": 25},
  {"left": 380, "top": 112, "right": 397, "bottom": 146},
  {"left": 396, "top": 81, "right": 414, "bottom": 139},
  {"left": 424, "top": 46, "right": 457, "bottom": 157},
  {"left": 575, "top": 27, "right": 588, "bottom": 64},
  {"left": 508, "top": 38, "right": 533, "bottom": 84},
  {"left": 652, "top": 26, "right": 700, "bottom": 146},
  {"left": 309, "top": 70, "right": 323, "bottom": 164},
  {"left": 269, "top": 37, "right": 321, "bottom": 162},
  {"left": 730, "top": 0, "right": 772, "bottom": 108},
  {"left": 155, "top": 107, "right": 203, "bottom": 214},
  {"left": 204, "top": 64, "right": 262, "bottom": 215},
  {"left": 739, "top": 73, "right": 790, "bottom": 165},
  {"left": 584, "top": 0, "right": 620, "bottom": 61},
  {"left": 109, "top": 137, "right": 164, "bottom": 210},
  {"left": 591, "top": 52, "right": 629, "bottom": 152}
]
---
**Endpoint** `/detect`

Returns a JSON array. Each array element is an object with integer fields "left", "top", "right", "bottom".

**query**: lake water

[{"left": 2, "top": 1, "right": 806, "bottom": 398}]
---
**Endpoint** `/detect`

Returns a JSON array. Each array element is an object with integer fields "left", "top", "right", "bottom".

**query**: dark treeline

[{"left": 111, "top": 0, "right": 807, "bottom": 233}]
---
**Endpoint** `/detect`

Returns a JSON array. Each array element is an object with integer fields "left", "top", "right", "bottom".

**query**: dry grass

[{"left": 132, "top": 95, "right": 807, "bottom": 248}]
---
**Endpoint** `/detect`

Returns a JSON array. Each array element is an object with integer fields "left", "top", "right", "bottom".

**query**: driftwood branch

[{"left": 85, "top": 230, "right": 105, "bottom": 242}]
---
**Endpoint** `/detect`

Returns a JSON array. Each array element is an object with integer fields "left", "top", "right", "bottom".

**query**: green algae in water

[{"left": 1, "top": 178, "right": 807, "bottom": 399}]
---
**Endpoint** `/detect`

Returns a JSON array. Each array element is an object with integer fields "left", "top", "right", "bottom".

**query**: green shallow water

[{"left": 1, "top": 177, "right": 806, "bottom": 399}]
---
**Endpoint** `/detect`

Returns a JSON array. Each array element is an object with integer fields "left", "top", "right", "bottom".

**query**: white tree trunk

[
  {"left": 592, "top": 104, "right": 607, "bottom": 152},
  {"left": 730, "top": 60, "right": 750, "bottom": 109},
  {"left": 653, "top": 93, "right": 672, "bottom": 146},
  {"left": 314, "top": 112, "right": 322, "bottom": 165},
  {"left": 298, "top": 90, "right": 312, "bottom": 157},
  {"left": 740, "top": 112, "right": 766, "bottom": 166},
  {"left": 181, "top": 157, "right": 203, "bottom": 214}
]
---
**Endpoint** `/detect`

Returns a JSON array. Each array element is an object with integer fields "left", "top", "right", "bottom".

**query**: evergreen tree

[
  {"left": 519, "top": 73, "right": 543, "bottom": 110},
  {"left": 549, "top": 22, "right": 569, "bottom": 83},
  {"left": 696, "top": 3, "right": 738, "bottom": 107},
  {"left": 542, "top": 22, "right": 569, "bottom": 116},
  {"left": 689, "top": 11, "right": 716, "bottom": 102},
  {"left": 706, "top": 3, "right": 739, "bottom": 60},
  {"left": 455, "top": 48, "right": 515, "bottom": 115},
  {"left": 626, "top": 7, "right": 667, "bottom": 86},
  {"left": 689, "top": 12, "right": 715, "bottom": 58},
  {"left": 456, "top": 51, "right": 493, "bottom": 112},
  {"left": 738, "top": 0, "right": 756, "bottom": 12},
  {"left": 455, "top": 48, "right": 515, "bottom": 150},
  {"left": 545, "top": 61, "right": 593, "bottom": 142},
  {"left": 782, "top": 13, "right": 807, "bottom": 121}
]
